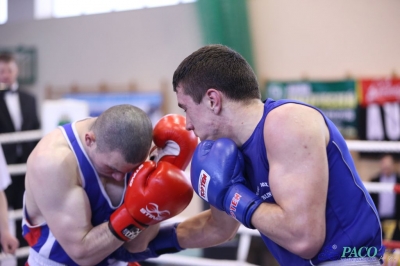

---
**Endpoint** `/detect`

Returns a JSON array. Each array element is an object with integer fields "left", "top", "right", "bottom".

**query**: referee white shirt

[{"left": 4, "top": 82, "right": 22, "bottom": 132}]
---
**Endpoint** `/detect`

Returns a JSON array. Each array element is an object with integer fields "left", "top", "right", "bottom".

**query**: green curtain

[{"left": 196, "top": 0, "right": 255, "bottom": 70}]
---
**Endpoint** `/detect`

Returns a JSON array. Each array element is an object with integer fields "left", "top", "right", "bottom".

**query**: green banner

[
  {"left": 265, "top": 80, "right": 357, "bottom": 138},
  {"left": 195, "top": 0, "right": 255, "bottom": 69}
]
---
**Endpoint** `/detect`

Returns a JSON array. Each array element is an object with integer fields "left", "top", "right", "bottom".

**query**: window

[
  {"left": 34, "top": 0, "right": 196, "bottom": 20},
  {"left": 0, "top": 0, "right": 7, "bottom": 24}
]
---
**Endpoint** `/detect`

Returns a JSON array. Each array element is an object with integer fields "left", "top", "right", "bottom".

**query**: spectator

[{"left": 370, "top": 154, "right": 400, "bottom": 240}]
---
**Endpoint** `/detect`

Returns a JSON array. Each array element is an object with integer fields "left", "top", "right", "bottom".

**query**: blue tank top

[
  {"left": 240, "top": 99, "right": 384, "bottom": 265},
  {"left": 23, "top": 122, "right": 128, "bottom": 266}
]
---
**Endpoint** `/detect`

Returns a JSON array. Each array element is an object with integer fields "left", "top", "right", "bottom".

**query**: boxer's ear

[
  {"left": 85, "top": 132, "right": 96, "bottom": 147},
  {"left": 205, "top": 88, "right": 222, "bottom": 114}
]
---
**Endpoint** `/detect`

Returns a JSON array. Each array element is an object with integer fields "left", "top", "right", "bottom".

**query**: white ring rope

[
  {"left": 7, "top": 209, "right": 23, "bottom": 221},
  {"left": 363, "top": 182, "right": 400, "bottom": 193},
  {"left": 0, "top": 247, "right": 30, "bottom": 261},
  {"left": 7, "top": 163, "right": 27, "bottom": 176},
  {"left": 0, "top": 130, "right": 42, "bottom": 144},
  {"left": 1, "top": 130, "right": 400, "bottom": 264},
  {"left": 346, "top": 140, "right": 400, "bottom": 153}
]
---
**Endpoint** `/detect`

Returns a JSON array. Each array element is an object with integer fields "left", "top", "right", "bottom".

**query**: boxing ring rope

[
  {"left": 346, "top": 140, "right": 400, "bottom": 153},
  {"left": 0, "top": 130, "right": 41, "bottom": 176},
  {"left": 1, "top": 130, "right": 400, "bottom": 265},
  {"left": 363, "top": 182, "right": 400, "bottom": 194},
  {"left": 0, "top": 130, "right": 43, "bottom": 144}
]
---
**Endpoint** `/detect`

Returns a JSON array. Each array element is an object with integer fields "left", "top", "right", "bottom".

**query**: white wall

[
  {"left": 0, "top": 3, "right": 203, "bottom": 114},
  {"left": 248, "top": 0, "right": 400, "bottom": 82}
]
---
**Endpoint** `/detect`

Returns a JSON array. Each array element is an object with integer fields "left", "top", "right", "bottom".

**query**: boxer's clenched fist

[
  {"left": 150, "top": 114, "right": 198, "bottom": 171},
  {"left": 109, "top": 161, "right": 193, "bottom": 241}
]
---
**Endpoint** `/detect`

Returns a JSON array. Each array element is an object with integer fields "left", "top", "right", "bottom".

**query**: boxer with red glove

[
  {"left": 191, "top": 138, "right": 263, "bottom": 229},
  {"left": 108, "top": 160, "right": 193, "bottom": 241},
  {"left": 150, "top": 114, "right": 198, "bottom": 170}
]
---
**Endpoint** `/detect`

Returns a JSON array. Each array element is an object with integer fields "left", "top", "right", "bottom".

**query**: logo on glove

[
  {"left": 122, "top": 225, "right": 142, "bottom": 240},
  {"left": 198, "top": 170, "right": 210, "bottom": 201},
  {"left": 140, "top": 203, "right": 170, "bottom": 221},
  {"left": 229, "top": 193, "right": 242, "bottom": 219}
]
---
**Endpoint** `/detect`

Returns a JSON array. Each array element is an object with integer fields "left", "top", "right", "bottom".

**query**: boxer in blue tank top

[
  {"left": 22, "top": 105, "right": 157, "bottom": 266},
  {"left": 160, "top": 44, "right": 386, "bottom": 265},
  {"left": 23, "top": 122, "right": 129, "bottom": 265},
  {"left": 239, "top": 98, "right": 384, "bottom": 265}
]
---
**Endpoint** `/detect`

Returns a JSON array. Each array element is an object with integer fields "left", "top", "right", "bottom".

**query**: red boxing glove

[
  {"left": 109, "top": 161, "right": 193, "bottom": 241},
  {"left": 150, "top": 114, "right": 198, "bottom": 170}
]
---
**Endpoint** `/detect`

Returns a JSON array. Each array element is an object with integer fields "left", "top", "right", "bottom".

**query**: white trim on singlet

[
  {"left": 39, "top": 231, "right": 57, "bottom": 258},
  {"left": 59, "top": 126, "right": 86, "bottom": 189},
  {"left": 70, "top": 122, "right": 126, "bottom": 209},
  {"left": 59, "top": 122, "right": 126, "bottom": 210}
]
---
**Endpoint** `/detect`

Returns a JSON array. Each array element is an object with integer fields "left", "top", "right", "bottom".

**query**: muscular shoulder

[
  {"left": 264, "top": 103, "right": 328, "bottom": 150},
  {"left": 27, "top": 128, "right": 79, "bottom": 184},
  {"left": 267, "top": 103, "right": 323, "bottom": 124}
]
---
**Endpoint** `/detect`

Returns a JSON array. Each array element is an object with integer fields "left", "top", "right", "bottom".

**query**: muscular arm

[
  {"left": 26, "top": 148, "right": 123, "bottom": 265},
  {"left": 251, "top": 104, "right": 329, "bottom": 259},
  {"left": 177, "top": 206, "right": 240, "bottom": 249}
]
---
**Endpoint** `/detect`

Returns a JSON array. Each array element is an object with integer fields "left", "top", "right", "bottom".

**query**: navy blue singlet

[
  {"left": 240, "top": 98, "right": 384, "bottom": 265},
  {"left": 23, "top": 122, "right": 128, "bottom": 265}
]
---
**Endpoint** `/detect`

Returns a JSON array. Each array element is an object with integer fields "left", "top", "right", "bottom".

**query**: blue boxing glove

[
  {"left": 191, "top": 138, "right": 263, "bottom": 229},
  {"left": 112, "top": 223, "right": 183, "bottom": 262}
]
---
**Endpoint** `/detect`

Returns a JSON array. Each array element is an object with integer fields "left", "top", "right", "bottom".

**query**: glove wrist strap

[
  {"left": 224, "top": 184, "right": 263, "bottom": 229},
  {"left": 109, "top": 207, "right": 147, "bottom": 241}
]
